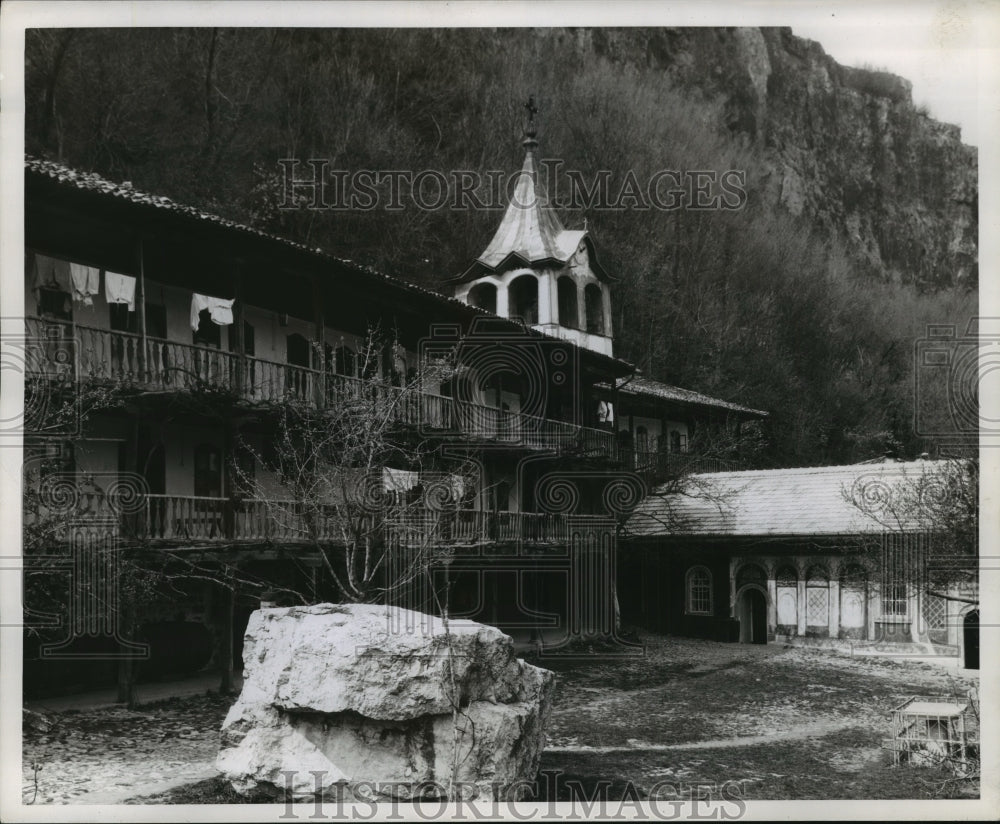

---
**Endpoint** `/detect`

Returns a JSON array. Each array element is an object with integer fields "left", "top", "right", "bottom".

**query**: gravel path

[
  {"left": 22, "top": 694, "right": 231, "bottom": 805},
  {"left": 21, "top": 636, "right": 978, "bottom": 804}
]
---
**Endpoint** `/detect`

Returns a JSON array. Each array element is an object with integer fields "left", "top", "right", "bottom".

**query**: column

[
  {"left": 766, "top": 573, "right": 777, "bottom": 636},
  {"left": 232, "top": 261, "right": 245, "bottom": 398},
  {"left": 537, "top": 272, "right": 552, "bottom": 326},
  {"left": 136, "top": 236, "right": 148, "bottom": 383},
  {"left": 828, "top": 562, "right": 841, "bottom": 639},
  {"left": 796, "top": 560, "right": 807, "bottom": 636},
  {"left": 496, "top": 282, "right": 509, "bottom": 317},
  {"left": 602, "top": 285, "right": 613, "bottom": 337},
  {"left": 312, "top": 279, "right": 325, "bottom": 408},
  {"left": 907, "top": 587, "right": 920, "bottom": 643},
  {"left": 576, "top": 282, "right": 586, "bottom": 334},
  {"left": 728, "top": 558, "right": 737, "bottom": 616}
]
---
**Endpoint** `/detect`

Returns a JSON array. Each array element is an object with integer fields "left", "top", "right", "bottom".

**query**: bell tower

[{"left": 454, "top": 97, "right": 615, "bottom": 357}]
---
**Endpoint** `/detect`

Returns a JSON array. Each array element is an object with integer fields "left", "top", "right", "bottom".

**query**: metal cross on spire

[
  {"left": 525, "top": 95, "right": 538, "bottom": 124},
  {"left": 522, "top": 94, "right": 539, "bottom": 148}
]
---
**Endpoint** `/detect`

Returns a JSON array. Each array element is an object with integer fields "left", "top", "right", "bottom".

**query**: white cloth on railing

[
  {"left": 383, "top": 467, "right": 419, "bottom": 492},
  {"left": 190, "top": 293, "right": 235, "bottom": 330},
  {"left": 105, "top": 271, "right": 136, "bottom": 310},
  {"left": 598, "top": 400, "right": 614, "bottom": 424},
  {"left": 69, "top": 263, "right": 100, "bottom": 305}
]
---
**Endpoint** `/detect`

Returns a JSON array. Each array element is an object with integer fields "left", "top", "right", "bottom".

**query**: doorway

[
  {"left": 963, "top": 610, "right": 979, "bottom": 670},
  {"left": 738, "top": 588, "right": 768, "bottom": 644}
]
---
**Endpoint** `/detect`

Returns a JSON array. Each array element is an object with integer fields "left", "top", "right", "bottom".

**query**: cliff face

[{"left": 587, "top": 27, "right": 978, "bottom": 290}]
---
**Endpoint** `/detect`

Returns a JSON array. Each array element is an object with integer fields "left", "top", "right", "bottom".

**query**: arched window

[
  {"left": 686, "top": 566, "right": 713, "bottom": 615},
  {"left": 468, "top": 282, "right": 497, "bottom": 314},
  {"left": 806, "top": 565, "right": 829, "bottom": 627},
  {"left": 508, "top": 275, "right": 538, "bottom": 325},
  {"left": 585, "top": 283, "right": 605, "bottom": 335},
  {"left": 557, "top": 276, "right": 579, "bottom": 329}
]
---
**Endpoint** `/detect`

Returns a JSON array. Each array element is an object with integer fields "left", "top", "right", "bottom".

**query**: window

[
  {"left": 286, "top": 333, "right": 312, "bottom": 367},
  {"left": 38, "top": 287, "right": 72, "bottom": 321},
  {"left": 145, "top": 305, "right": 168, "bottom": 340},
  {"left": 494, "top": 480, "right": 511, "bottom": 512},
  {"left": 334, "top": 346, "right": 356, "bottom": 377},
  {"left": 686, "top": 566, "right": 713, "bottom": 615},
  {"left": 882, "top": 582, "right": 908, "bottom": 617},
  {"left": 881, "top": 536, "right": 912, "bottom": 617},
  {"left": 227, "top": 321, "right": 255, "bottom": 356},
  {"left": 193, "top": 309, "right": 220, "bottom": 348},
  {"left": 806, "top": 566, "right": 830, "bottom": 626},
  {"left": 194, "top": 443, "right": 222, "bottom": 498}
]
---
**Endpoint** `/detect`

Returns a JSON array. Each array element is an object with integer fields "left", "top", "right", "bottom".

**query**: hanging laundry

[
  {"left": 105, "top": 271, "right": 136, "bottom": 311},
  {"left": 209, "top": 297, "right": 234, "bottom": 326},
  {"left": 69, "top": 263, "right": 100, "bottom": 306},
  {"left": 33, "top": 254, "right": 73, "bottom": 295},
  {"left": 190, "top": 293, "right": 235, "bottom": 331}
]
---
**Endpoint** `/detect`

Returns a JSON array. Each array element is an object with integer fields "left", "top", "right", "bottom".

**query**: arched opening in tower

[
  {"left": 557, "top": 276, "right": 579, "bottom": 329},
  {"left": 585, "top": 283, "right": 604, "bottom": 335},
  {"left": 509, "top": 275, "right": 539, "bottom": 325}
]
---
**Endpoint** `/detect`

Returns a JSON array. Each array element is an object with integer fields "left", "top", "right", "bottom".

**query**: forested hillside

[{"left": 24, "top": 28, "right": 978, "bottom": 466}]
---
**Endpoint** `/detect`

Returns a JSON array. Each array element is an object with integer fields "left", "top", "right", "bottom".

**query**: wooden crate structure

[{"left": 883, "top": 694, "right": 979, "bottom": 773}]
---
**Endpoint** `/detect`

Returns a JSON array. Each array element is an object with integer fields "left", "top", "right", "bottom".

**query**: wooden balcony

[
  {"left": 25, "top": 317, "right": 614, "bottom": 457},
  {"left": 24, "top": 492, "right": 609, "bottom": 548}
]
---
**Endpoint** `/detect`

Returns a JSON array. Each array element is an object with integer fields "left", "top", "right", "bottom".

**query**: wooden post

[
  {"left": 312, "top": 278, "right": 325, "bottom": 408},
  {"left": 219, "top": 569, "right": 236, "bottom": 694},
  {"left": 136, "top": 236, "right": 148, "bottom": 383},
  {"left": 232, "top": 261, "right": 245, "bottom": 398}
]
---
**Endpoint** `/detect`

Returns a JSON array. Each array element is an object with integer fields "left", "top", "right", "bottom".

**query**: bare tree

[
  {"left": 845, "top": 457, "right": 978, "bottom": 607},
  {"left": 232, "top": 328, "right": 478, "bottom": 607}
]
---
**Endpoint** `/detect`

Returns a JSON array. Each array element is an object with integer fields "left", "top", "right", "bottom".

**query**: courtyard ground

[{"left": 20, "top": 634, "right": 979, "bottom": 804}]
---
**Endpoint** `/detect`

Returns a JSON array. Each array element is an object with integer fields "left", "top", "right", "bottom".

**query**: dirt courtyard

[{"left": 21, "top": 634, "right": 979, "bottom": 804}]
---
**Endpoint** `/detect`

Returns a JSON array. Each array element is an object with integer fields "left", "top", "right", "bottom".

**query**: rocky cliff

[{"left": 585, "top": 27, "right": 978, "bottom": 290}]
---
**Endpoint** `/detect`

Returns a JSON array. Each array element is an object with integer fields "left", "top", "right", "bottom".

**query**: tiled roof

[
  {"left": 25, "top": 156, "right": 483, "bottom": 314},
  {"left": 626, "top": 460, "right": 957, "bottom": 538},
  {"left": 457, "top": 141, "right": 608, "bottom": 282},
  {"left": 26, "top": 156, "right": 634, "bottom": 373},
  {"left": 616, "top": 375, "right": 768, "bottom": 417}
]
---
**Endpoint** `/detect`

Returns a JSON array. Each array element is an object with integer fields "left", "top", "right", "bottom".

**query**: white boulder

[{"left": 216, "top": 603, "right": 556, "bottom": 800}]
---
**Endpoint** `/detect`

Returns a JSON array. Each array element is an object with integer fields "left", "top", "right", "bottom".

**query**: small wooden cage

[{"left": 883, "top": 695, "right": 979, "bottom": 774}]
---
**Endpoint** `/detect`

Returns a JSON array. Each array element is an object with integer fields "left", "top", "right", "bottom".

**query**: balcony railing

[
  {"left": 26, "top": 317, "right": 613, "bottom": 456},
  {"left": 24, "top": 492, "right": 609, "bottom": 547}
]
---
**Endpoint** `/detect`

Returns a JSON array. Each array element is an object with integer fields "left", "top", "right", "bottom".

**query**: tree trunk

[
  {"left": 219, "top": 576, "right": 236, "bottom": 694},
  {"left": 116, "top": 607, "right": 139, "bottom": 708}
]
